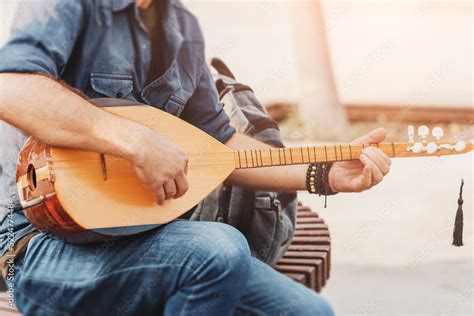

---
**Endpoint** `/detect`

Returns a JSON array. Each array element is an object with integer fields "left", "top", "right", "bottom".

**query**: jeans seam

[
  {"left": 21, "top": 263, "right": 201, "bottom": 286},
  {"left": 17, "top": 264, "right": 205, "bottom": 315}
]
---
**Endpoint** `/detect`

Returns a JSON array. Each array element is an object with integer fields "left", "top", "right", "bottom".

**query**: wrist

[
  {"left": 328, "top": 167, "right": 339, "bottom": 193},
  {"left": 305, "top": 163, "right": 338, "bottom": 195},
  {"left": 101, "top": 117, "right": 150, "bottom": 166},
  {"left": 123, "top": 123, "right": 150, "bottom": 167}
]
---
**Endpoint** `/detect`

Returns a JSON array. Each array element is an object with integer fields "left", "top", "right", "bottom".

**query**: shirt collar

[
  {"left": 111, "top": 0, "right": 182, "bottom": 36},
  {"left": 111, "top": 0, "right": 135, "bottom": 12},
  {"left": 111, "top": 0, "right": 184, "bottom": 64}
]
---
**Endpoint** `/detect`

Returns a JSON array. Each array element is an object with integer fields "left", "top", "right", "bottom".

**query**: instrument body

[
  {"left": 16, "top": 98, "right": 236, "bottom": 243},
  {"left": 16, "top": 99, "right": 473, "bottom": 243},
  {"left": 17, "top": 138, "right": 110, "bottom": 243}
]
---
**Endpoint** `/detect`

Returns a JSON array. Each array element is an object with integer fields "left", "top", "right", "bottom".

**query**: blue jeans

[{"left": 13, "top": 221, "right": 334, "bottom": 315}]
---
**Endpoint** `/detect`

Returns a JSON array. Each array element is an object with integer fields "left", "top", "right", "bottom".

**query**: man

[{"left": 0, "top": 0, "right": 391, "bottom": 315}]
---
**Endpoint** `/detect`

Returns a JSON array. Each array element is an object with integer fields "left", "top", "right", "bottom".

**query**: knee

[
  {"left": 294, "top": 294, "right": 334, "bottom": 316},
  {"left": 191, "top": 222, "right": 251, "bottom": 282}
]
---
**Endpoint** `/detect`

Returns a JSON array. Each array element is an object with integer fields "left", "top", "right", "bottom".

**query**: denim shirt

[{"left": 0, "top": 0, "right": 235, "bottom": 255}]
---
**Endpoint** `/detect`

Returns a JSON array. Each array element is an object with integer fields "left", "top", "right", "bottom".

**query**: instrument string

[
  {"left": 49, "top": 149, "right": 376, "bottom": 163},
  {"left": 45, "top": 142, "right": 463, "bottom": 166}
]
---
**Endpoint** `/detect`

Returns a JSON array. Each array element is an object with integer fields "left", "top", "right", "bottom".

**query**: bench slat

[
  {"left": 284, "top": 273, "right": 307, "bottom": 285},
  {"left": 293, "top": 230, "right": 329, "bottom": 237},
  {"left": 283, "top": 251, "right": 329, "bottom": 280},
  {"left": 277, "top": 258, "right": 324, "bottom": 290},
  {"left": 273, "top": 264, "right": 316, "bottom": 291},
  {"left": 296, "top": 217, "right": 325, "bottom": 224}
]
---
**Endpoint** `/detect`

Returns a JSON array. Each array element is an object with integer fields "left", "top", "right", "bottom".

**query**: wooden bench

[
  {"left": 273, "top": 203, "right": 331, "bottom": 292},
  {"left": 0, "top": 203, "right": 330, "bottom": 314}
]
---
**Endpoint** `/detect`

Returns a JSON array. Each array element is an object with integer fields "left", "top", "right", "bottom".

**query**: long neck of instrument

[
  {"left": 234, "top": 143, "right": 397, "bottom": 169},
  {"left": 230, "top": 139, "right": 471, "bottom": 169}
]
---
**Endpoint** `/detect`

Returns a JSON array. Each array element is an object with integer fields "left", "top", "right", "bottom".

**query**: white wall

[
  {"left": 188, "top": 0, "right": 473, "bottom": 108},
  {"left": 323, "top": 0, "right": 473, "bottom": 107},
  {"left": 0, "top": 1, "right": 18, "bottom": 46}
]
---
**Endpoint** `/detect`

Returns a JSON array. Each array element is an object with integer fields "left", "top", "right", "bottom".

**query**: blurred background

[{"left": 1, "top": 0, "right": 473, "bottom": 315}]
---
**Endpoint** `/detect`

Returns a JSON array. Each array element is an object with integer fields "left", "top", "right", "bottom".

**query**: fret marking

[
  {"left": 349, "top": 144, "right": 353, "bottom": 160},
  {"left": 282, "top": 148, "right": 287, "bottom": 165},
  {"left": 334, "top": 145, "right": 338, "bottom": 161},
  {"left": 289, "top": 148, "right": 293, "bottom": 164},
  {"left": 339, "top": 145, "right": 343, "bottom": 161},
  {"left": 250, "top": 150, "right": 255, "bottom": 167},
  {"left": 300, "top": 147, "right": 305, "bottom": 163},
  {"left": 391, "top": 142, "right": 396, "bottom": 157},
  {"left": 244, "top": 150, "right": 249, "bottom": 168},
  {"left": 237, "top": 150, "right": 242, "bottom": 168},
  {"left": 313, "top": 146, "right": 317, "bottom": 163},
  {"left": 306, "top": 147, "right": 311, "bottom": 163},
  {"left": 278, "top": 148, "right": 282, "bottom": 165},
  {"left": 259, "top": 149, "right": 264, "bottom": 167},
  {"left": 269, "top": 149, "right": 273, "bottom": 166},
  {"left": 324, "top": 146, "right": 328, "bottom": 162}
]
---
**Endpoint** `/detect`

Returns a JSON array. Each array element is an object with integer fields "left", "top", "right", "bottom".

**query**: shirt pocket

[
  {"left": 90, "top": 73, "right": 134, "bottom": 99},
  {"left": 162, "top": 94, "right": 185, "bottom": 117}
]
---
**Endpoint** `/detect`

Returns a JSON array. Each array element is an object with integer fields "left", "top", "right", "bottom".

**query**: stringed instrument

[{"left": 14, "top": 98, "right": 473, "bottom": 243}]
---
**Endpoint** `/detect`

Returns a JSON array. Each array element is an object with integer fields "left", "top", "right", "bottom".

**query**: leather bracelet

[
  {"left": 318, "top": 163, "right": 338, "bottom": 196},
  {"left": 306, "top": 162, "right": 338, "bottom": 207}
]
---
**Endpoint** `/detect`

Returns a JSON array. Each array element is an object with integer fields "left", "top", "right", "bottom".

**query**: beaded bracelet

[
  {"left": 306, "top": 163, "right": 318, "bottom": 194},
  {"left": 306, "top": 162, "right": 338, "bottom": 207}
]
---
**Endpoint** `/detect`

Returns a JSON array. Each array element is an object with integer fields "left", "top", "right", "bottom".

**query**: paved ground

[{"left": 297, "top": 144, "right": 473, "bottom": 315}]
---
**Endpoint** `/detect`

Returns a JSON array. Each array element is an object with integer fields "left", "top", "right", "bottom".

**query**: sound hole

[{"left": 27, "top": 164, "right": 37, "bottom": 191}]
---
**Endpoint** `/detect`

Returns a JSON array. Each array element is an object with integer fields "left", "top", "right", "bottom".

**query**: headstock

[{"left": 403, "top": 125, "right": 472, "bottom": 157}]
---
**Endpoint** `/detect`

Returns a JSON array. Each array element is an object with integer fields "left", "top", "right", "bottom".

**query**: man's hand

[
  {"left": 328, "top": 128, "right": 391, "bottom": 193},
  {"left": 131, "top": 128, "right": 189, "bottom": 205}
]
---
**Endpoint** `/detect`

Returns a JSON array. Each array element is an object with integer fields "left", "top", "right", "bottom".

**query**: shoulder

[
  {"left": 170, "top": 0, "right": 204, "bottom": 43},
  {"left": 10, "top": 0, "right": 94, "bottom": 30}
]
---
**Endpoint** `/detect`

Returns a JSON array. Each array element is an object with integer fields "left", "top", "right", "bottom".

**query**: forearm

[
  {"left": 0, "top": 73, "right": 144, "bottom": 162},
  {"left": 225, "top": 133, "right": 306, "bottom": 192}
]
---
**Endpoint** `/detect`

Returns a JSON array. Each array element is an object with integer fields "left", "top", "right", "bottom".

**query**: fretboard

[
  {"left": 234, "top": 143, "right": 398, "bottom": 169},
  {"left": 234, "top": 143, "right": 444, "bottom": 169}
]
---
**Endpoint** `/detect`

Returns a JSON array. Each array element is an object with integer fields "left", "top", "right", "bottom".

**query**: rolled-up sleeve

[
  {"left": 180, "top": 64, "right": 236, "bottom": 143},
  {"left": 0, "top": 0, "right": 88, "bottom": 77}
]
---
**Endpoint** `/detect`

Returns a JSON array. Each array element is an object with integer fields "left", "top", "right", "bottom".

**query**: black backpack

[{"left": 191, "top": 58, "right": 297, "bottom": 265}]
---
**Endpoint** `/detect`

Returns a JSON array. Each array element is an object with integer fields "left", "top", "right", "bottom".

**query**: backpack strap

[{"left": 210, "top": 58, "right": 254, "bottom": 98}]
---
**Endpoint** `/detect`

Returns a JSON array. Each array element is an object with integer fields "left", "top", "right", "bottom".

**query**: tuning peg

[
  {"left": 417, "top": 125, "right": 429, "bottom": 142},
  {"left": 410, "top": 142, "right": 424, "bottom": 153},
  {"left": 407, "top": 125, "right": 415, "bottom": 143},
  {"left": 454, "top": 141, "right": 466, "bottom": 152},
  {"left": 431, "top": 127, "right": 444, "bottom": 140},
  {"left": 426, "top": 142, "right": 438, "bottom": 154}
]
